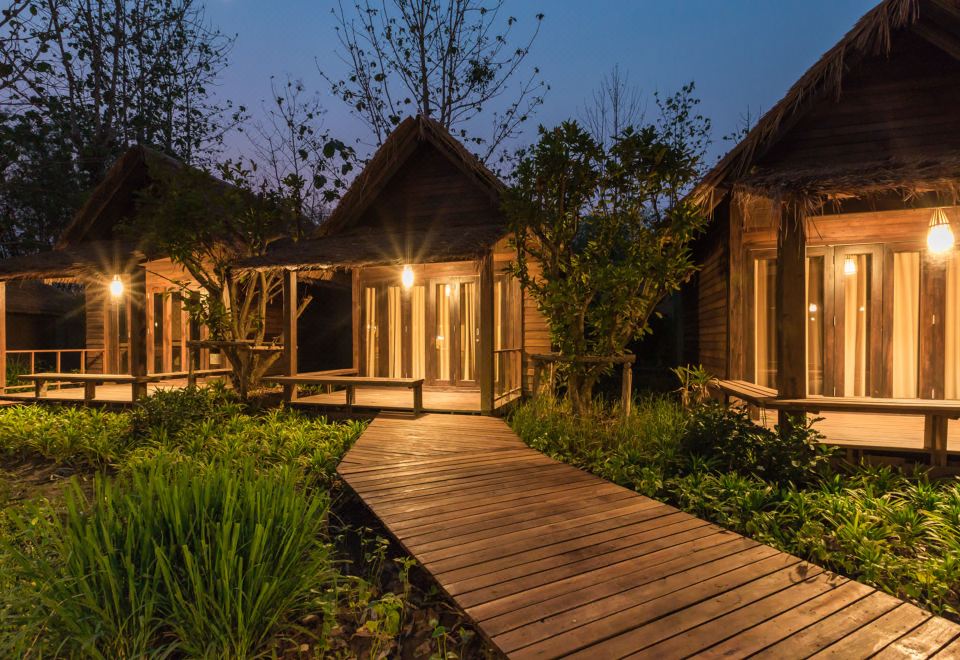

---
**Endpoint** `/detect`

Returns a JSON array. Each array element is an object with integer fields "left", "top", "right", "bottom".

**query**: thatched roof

[
  {"left": 0, "top": 240, "right": 145, "bottom": 282},
  {"left": 240, "top": 224, "right": 505, "bottom": 272},
  {"left": 319, "top": 115, "right": 505, "bottom": 237},
  {"left": 239, "top": 116, "right": 508, "bottom": 272},
  {"left": 58, "top": 145, "right": 186, "bottom": 247},
  {"left": 692, "top": 0, "right": 960, "bottom": 208}
]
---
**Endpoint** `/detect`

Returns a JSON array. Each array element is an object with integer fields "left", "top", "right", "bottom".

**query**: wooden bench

[
  {"left": 772, "top": 396, "right": 960, "bottom": 467},
  {"left": 711, "top": 379, "right": 778, "bottom": 406},
  {"left": 265, "top": 372, "right": 424, "bottom": 415},
  {"left": 21, "top": 372, "right": 159, "bottom": 402}
]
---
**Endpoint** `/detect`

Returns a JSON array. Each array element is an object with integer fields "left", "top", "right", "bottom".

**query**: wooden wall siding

[
  {"left": 491, "top": 236, "right": 551, "bottom": 395},
  {"left": 686, "top": 202, "right": 730, "bottom": 379},
  {"left": 350, "top": 143, "right": 503, "bottom": 234},
  {"left": 760, "top": 33, "right": 960, "bottom": 170},
  {"left": 739, "top": 201, "right": 960, "bottom": 251}
]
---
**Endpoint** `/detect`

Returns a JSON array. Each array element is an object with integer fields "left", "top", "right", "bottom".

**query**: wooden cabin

[
  {"left": 686, "top": 0, "right": 960, "bottom": 463},
  {"left": 242, "top": 116, "right": 551, "bottom": 414},
  {"left": 0, "top": 146, "right": 245, "bottom": 401}
]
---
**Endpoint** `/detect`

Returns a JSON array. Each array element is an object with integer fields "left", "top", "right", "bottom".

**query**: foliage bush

[
  {"left": 2, "top": 459, "right": 334, "bottom": 658},
  {"left": 682, "top": 402, "right": 833, "bottom": 486},
  {"left": 510, "top": 395, "right": 960, "bottom": 618}
]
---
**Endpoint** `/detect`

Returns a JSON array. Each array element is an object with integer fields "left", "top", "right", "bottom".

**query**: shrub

[
  {"left": 681, "top": 402, "right": 834, "bottom": 486},
  {"left": 0, "top": 405, "right": 131, "bottom": 468},
  {"left": 2, "top": 459, "right": 335, "bottom": 658},
  {"left": 130, "top": 381, "right": 245, "bottom": 439}
]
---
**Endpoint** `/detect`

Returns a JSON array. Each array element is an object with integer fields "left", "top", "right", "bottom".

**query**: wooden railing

[
  {"left": 5, "top": 349, "right": 111, "bottom": 391},
  {"left": 494, "top": 347, "right": 523, "bottom": 403}
]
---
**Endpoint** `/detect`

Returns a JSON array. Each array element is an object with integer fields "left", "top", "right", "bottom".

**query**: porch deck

[
  {"left": 296, "top": 386, "right": 484, "bottom": 413},
  {"left": 339, "top": 413, "right": 960, "bottom": 658},
  {"left": 0, "top": 376, "right": 227, "bottom": 404},
  {"left": 761, "top": 410, "right": 960, "bottom": 458}
]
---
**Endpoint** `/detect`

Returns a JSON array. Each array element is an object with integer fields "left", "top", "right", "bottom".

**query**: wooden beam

[
  {"left": 352, "top": 270, "right": 361, "bottom": 374},
  {"left": 128, "top": 266, "right": 148, "bottom": 401},
  {"left": 282, "top": 269, "right": 298, "bottom": 401},
  {"left": 727, "top": 197, "right": 745, "bottom": 380},
  {"left": 144, "top": 291, "right": 155, "bottom": 374},
  {"left": 775, "top": 201, "right": 807, "bottom": 427},
  {"left": 479, "top": 253, "right": 495, "bottom": 414}
]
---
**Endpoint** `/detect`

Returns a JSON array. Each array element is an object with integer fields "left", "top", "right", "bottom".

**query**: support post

[
  {"left": 282, "top": 269, "right": 298, "bottom": 402},
  {"left": 621, "top": 361, "right": 633, "bottom": 416},
  {"left": 129, "top": 266, "right": 149, "bottom": 401},
  {"left": 775, "top": 200, "right": 807, "bottom": 429},
  {"left": 479, "top": 253, "right": 495, "bottom": 415},
  {"left": 0, "top": 281, "right": 6, "bottom": 391}
]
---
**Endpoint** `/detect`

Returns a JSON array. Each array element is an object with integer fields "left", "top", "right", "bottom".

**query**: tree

[
  {"left": 132, "top": 161, "right": 303, "bottom": 399},
  {"left": 321, "top": 0, "right": 547, "bottom": 162},
  {"left": 580, "top": 64, "right": 645, "bottom": 149},
  {"left": 246, "top": 76, "right": 356, "bottom": 237},
  {"left": 0, "top": 0, "right": 242, "bottom": 255},
  {"left": 504, "top": 84, "right": 711, "bottom": 413}
]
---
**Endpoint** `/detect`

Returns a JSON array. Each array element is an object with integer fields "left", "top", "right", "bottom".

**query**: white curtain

[
  {"left": 461, "top": 282, "right": 477, "bottom": 381},
  {"left": 436, "top": 284, "right": 451, "bottom": 381},
  {"left": 754, "top": 259, "right": 776, "bottom": 387},
  {"left": 411, "top": 286, "right": 425, "bottom": 379},
  {"left": 947, "top": 255, "right": 960, "bottom": 398},
  {"left": 843, "top": 255, "right": 869, "bottom": 396},
  {"left": 893, "top": 252, "right": 920, "bottom": 398},
  {"left": 364, "top": 287, "right": 378, "bottom": 376},
  {"left": 388, "top": 286, "right": 402, "bottom": 377}
]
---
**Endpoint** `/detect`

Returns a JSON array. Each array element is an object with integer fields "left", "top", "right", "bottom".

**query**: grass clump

[
  {"left": 2, "top": 459, "right": 333, "bottom": 658},
  {"left": 510, "top": 395, "right": 960, "bottom": 619}
]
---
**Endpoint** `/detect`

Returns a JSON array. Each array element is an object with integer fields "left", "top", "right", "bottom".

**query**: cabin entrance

[
  {"left": 429, "top": 277, "right": 479, "bottom": 387},
  {"left": 749, "top": 239, "right": 960, "bottom": 399},
  {"left": 359, "top": 268, "right": 479, "bottom": 389}
]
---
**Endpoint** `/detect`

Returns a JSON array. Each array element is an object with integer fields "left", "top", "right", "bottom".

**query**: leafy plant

[
  {"left": 504, "top": 89, "right": 710, "bottom": 412},
  {"left": 2, "top": 459, "right": 334, "bottom": 658}
]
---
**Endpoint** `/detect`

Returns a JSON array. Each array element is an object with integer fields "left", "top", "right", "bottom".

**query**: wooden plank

[
  {"left": 873, "top": 615, "right": 960, "bottom": 659},
  {"left": 128, "top": 266, "right": 149, "bottom": 400},
  {"left": 282, "top": 269, "right": 298, "bottom": 401}
]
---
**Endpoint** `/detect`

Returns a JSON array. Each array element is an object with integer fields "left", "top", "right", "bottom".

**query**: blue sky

[{"left": 205, "top": 0, "right": 878, "bottom": 163}]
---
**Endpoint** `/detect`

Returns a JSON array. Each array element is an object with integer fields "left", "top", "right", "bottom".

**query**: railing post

[{"left": 621, "top": 360, "right": 633, "bottom": 417}]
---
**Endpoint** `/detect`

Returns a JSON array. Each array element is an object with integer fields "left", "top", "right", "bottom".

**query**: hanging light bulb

[
  {"left": 401, "top": 265, "right": 414, "bottom": 289},
  {"left": 843, "top": 256, "right": 858, "bottom": 277},
  {"left": 927, "top": 208, "right": 955, "bottom": 255},
  {"left": 109, "top": 275, "right": 124, "bottom": 298}
]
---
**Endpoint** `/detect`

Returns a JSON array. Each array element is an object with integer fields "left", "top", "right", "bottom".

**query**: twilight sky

[{"left": 204, "top": 0, "right": 878, "bottom": 164}]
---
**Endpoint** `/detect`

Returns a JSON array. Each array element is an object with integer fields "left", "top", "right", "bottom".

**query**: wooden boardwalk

[{"left": 338, "top": 413, "right": 960, "bottom": 659}]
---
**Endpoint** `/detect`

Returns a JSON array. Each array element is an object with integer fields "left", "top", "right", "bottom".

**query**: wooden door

[{"left": 426, "top": 276, "right": 479, "bottom": 387}]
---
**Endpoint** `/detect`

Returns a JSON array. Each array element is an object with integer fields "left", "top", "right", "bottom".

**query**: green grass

[
  {"left": 2, "top": 460, "right": 334, "bottom": 658},
  {"left": 510, "top": 395, "right": 960, "bottom": 619},
  {"left": 0, "top": 386, "right": 373, "bottom": 657}
]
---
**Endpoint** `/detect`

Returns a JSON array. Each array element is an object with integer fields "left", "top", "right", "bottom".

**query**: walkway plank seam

[{"left": 338, "top": 413, "right": 960, "bottom": 659}]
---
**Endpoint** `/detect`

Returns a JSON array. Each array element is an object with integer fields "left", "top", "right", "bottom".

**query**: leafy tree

[
  {"left": 321, "top": 0, "right": 547, "bottom": 162},
  {"left": 504, "top": 84, "right": 711, "bottom": 412},
  {"left": 132, "top": 161, "right": 303, "bottom": 399},
  {"left": 246, "top": 76, "right": 356, "bottom": 237},
  {"left": 0, "top": 0, "right": 241, "bottom": 255}
]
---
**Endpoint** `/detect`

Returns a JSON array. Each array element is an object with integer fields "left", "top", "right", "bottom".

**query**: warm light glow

[
  {"left": 444, "top": 284, "right": 451, "bottom": 297},
  {"left": 808, "top": 303, "right": 818, "bottom": 313},
  {"left": 927, "top": 208, "right": 955, "bottom": 255},
  {"left": 109, "top": 275, "right": 124, "bottom": 298},
  {"left": 843, "top": 257, "right": 858, "bottom": 276},
  {"left": 401, "top": 265, "right": 414, "bottom": 289}
]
